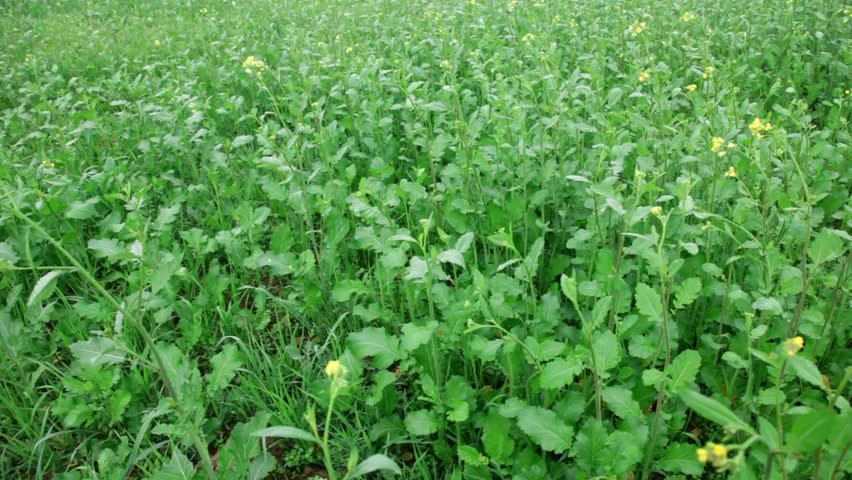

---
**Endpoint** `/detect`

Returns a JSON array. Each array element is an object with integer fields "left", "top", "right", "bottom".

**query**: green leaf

[
  {"left": 70, "top": 337, "right": 126, "bottom": 367},
  {"left": 27, "top": 270, "right": 65, "bottom": 306},
  {"left": 438, "top": 249, "right": 466, "bottom": 268},
  {"left": 789, "top": 409, "right": 838, "bottom": 452},
  {"left": 455, "top": 232, "right": 475, "bottom": 253},
  {"left": 151, "top": 451, "right": 196, "bottom": 480},
  {"left": 457, "top": 446, "right": 488, "bottom": 466},
  {"left": 88, "top": 238, "right": 127, "bottom": 259},
  {"left": 601, "top": 386, "right": 641, "bottom": 419},
  {"left": 253, "top": 426, "right": 319, "bottom": 444},
  {"left": 667, "top": 349, "right": 701, "bottom": 394},
  {"left": 347, "top": 327, "right": 402, "bottom": 369},
  {"left": 0, "top": 241, "right": 19, "bottom": 265},
  {"left": 642, "top": 368, "right": 665, "bottom": 387},
  {"left": 752, "top": 297, "right": 782, "bottom": 316},
  {"left": 673, "top": 277, "right": 702, "bottom": 309},
  {"left": 808, "top": 230, "right": 844, "bottom": 265},
  {"left": 482, "top": 411, "right": 514, "bottom": 461},
  {"left": 65, "top": 197, "right": 100, "bottom": 220},
  {"left": 205, "top": 344, "right": 243, "bottom": 393},
  {"left": 573, "top": 420, "right": 609, "bottom": 474},
  {"left": 658, "top": 442, "right": 703, "bottom": 475},
  {"left": 516, "top": 406, "right": 574, "bottom": 454},
  {"left": 405, "top": 409, "right": 439, "bottom": 436},
  {"left": 540, "top": 357, "right": 583, "bottom": 390},
  {"left": 400, "top": 321, "right": 438, "bottom": 352},
  {"left": 219, "top": 413, "right": 270, "bottom": 474},
  {"left": 635, "top": 283, "right": 664, "bottom": 323},
  {"left": 679, "top": 389, "right": 754, "bottom": 434},
  {"left": 349, "top": 454, "right": 402, "bottom": 478},
  {"left": 560, "top": 274, "right": 578, "bottom": 304},
  {"left": 787, "top": 355, "right": 825, "bottom": 390},
  {"left": 331, "top": 279, "right": 367, "bottom": 302},
  {"left": 592, "top": 330, "right": 621, "bottom": 376}
]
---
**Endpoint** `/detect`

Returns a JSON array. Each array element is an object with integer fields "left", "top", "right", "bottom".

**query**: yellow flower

[
  {"left": 154, "top": 40, "right": 161, "bottom": 47},
  {"left": 725, "top": 166, "right": 737, "bottom": 178},
  {"left": 711, "top": 136, "right": 724, "bottom": 152},
  {"left": 569, "top": 18, "right": 578, "bottom": 28},
  {"left": 639, "top": 70, "right": 650, "bottom": 82},
  {"left": 325, "top": 360, "right": 346, "bottom": 378},
  {"left": 651, "top": 206, "right": 663, "bottom": 217},
  {"left": 522, "top": 32, "right": 536, "bottom": 41},
  {"left": 628, "top": 21, "right": 647, "bottom": 36},
  {"left": 681, "top": 12, "right": 697, "bottom": 22},
  {"left": 345, "top": 46, "right": 354, "bottom": 53},
  {"left": 749, "top": 117, "right": 773, "bottom": 138},
  {"left": 784, "top": 336, "right": 804, "bottom": 356},
  {"left": 440, "top": 59, "right": 451, "bottom": 69},
  {"left": 686, "top": 83, "right": 697, "bottom": 92},
  {"left": 242, "top": 56, "right": 268, "bottom": 76},
  {"left": 702, "top": 66, "right": 716, "bottom": 79},
  {"left": 697, "top": 442, "right": 728, "bottom": 468}
]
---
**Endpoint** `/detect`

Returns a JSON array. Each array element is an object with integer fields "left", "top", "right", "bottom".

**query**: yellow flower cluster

[
  {"left": 702, "top": 66, "right": 716, "bottom": 79},
  {"left": 711, "top": 137, "right": 736, "bottom": 157},
  {"left": 651, "top": 206, "right": 663, "bottom": 217},
  {"left": 681, "top": 12, "right": 697, "bottom": 22},
  {"left": 325, "top": 360, "right": 346, "bottom": 378},
  {"left": 628, "top": 21, "right": 647, "bottom": 36},
  {"left": 242, "top": 56, "right": 268, "bottom": 76},
  {"left": 784, "top": 336, "right": 804, "bottom": 356},
  {"left": 749, "top": 117, "right": 773, "bottom": 138},
  {"left": 522, "top": 32, "right": 536, "bottom": 41},
  {"left": 725, "top": 166, "right": 737, "bottom": 178},
  {"left": 439, "top": 59, "right": 451, "bottom": 69},
  {"left": 569, "top": 18, "right": 578, "bottom": 28},
  {"left": 639, "top": 70, "right": 650, "bottom": 82},
  {"left": 697, "top": 443, "right": 728, "bottom": 468},
  {"left": 686, "top": 83, "right": 697, "bottom": 92}
]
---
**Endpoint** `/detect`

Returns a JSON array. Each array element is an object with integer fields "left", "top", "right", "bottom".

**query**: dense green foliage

[{"left": 1, "top": 0, "right": 850, "bottom": 478}]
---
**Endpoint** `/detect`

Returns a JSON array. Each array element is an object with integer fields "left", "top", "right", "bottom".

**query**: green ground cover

[{"left": 0, "top": 0, "right": 850, "bottom": 478}]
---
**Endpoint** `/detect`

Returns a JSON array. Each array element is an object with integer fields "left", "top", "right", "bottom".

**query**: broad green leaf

[
  {"left": 0, "top": 241, "right": 19, "bottom": 265},
  {"left": 642, "top": 368, "right": 665, "bottom": 387},
  {"left": 667, "top": 349, "right": 701, "bottom": 394},
  {"left": 516, "top": 406, "right": 574, "bottom": 453},
  {"left": 400, "top": 321, "right": 437, "bottom": 352},
  {"left": 404, "top": 256, "right": 429, "bottom": 282},
  {"left": 658, "top": 442, "right": 703, "bottom": 475},
  {"left": 482, "top": 411, "right": 514, "bottom": 461},
  {"left": 808, "top": 230, "right": 843, "bottom": 265},
  {"left": 722, "top": 351, "right": 749, "bottom": 369},
  {"left": 788, "top": 409, "right": 837, "bottom": 451},
  {"left": 752, "top": 297, "right": 782, "bottom": 316},
  {"left": 405, "top": 409, "right": 439, "bottom": 436},
  {"left": 455, "top": 232, "right": 475, "bottom": 253},
  {"left": 573, "top": 420, "right": 609, "bottom": 473},
  {"left": 65, "top": 197, "right": 100, "bottom": 220},
  {"left": 347, "top": 327, "right": 402, "bottom": 369},
  {"left": 70, "top": 337, "right": 126, "bottom": 367},
  {"left": 601, "top": 386, "right": 641, "bottom": 419},
  {"left": 457, "top": 446, "right": 488, "bottom": 466},
  {"left": 437, "top": 249, "right": 465, "bottom": 268},
  {"left": 151, "top": 451, "right": 196, "bottom": 480},
  {"left": 635, "top": 283, "right": 664, "bottom": 322},
  {"left": 331, "top": 279, "right": 367, "bottom": 302},
  {"left": 540, "top": 357, "right": 583, "bottom": 390},
  {"left": 349, "top": 454, "right": 401, "bottom": 478},
  {"left": 592, "top": 330, "right": 621, "bottom": 376},
  {"left": 219, "top": 413, "right": 270, "bottom": 474},
  {"left": 88, "top": 238, "right": 131, "bottom": 263},
  {"left": 673, "top": 277, "right": 702, "bottom": 309},
  {"left": 253, "top": 426, "right": 319, "bottom": 443},
  {"left": 366, "top": 370, "right": 396, "bottom": 406},
  {"left": 205, "top": 344, "right": 243, "bottom": 393},
  {"left": 787, "top": 355, "right": 825, "bottom": 390},
  {"left": 560, "top": 274, "right": 577, "bottom": 304},
  {"left": 679, "top": 389, "right": 754, "bottom": 434},
  {"left": 27, "top": 270, "right": 65, "bottom": 306}
]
